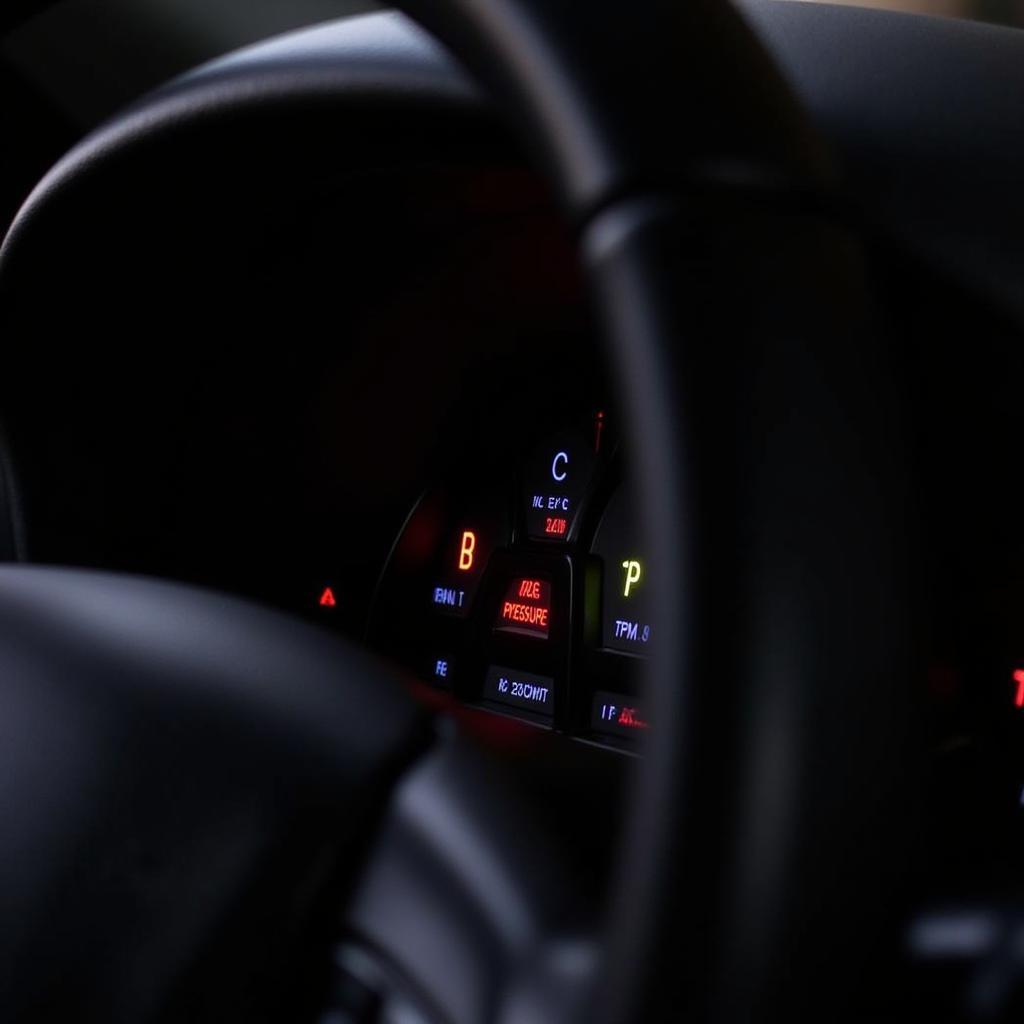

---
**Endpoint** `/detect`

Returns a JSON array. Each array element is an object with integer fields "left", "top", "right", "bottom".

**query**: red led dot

[{"left": 1012, "top": 669, "right": 1024, "bottom": 709}]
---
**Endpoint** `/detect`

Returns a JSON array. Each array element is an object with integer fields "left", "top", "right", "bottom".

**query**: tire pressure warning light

[{"left": 495, "top": 577, "right": 551, "bottom": 639}]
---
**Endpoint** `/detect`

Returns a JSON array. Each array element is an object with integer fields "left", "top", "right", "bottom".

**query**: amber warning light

[
  {"left": 497, "top": 577, "right": 551, "bottom": 638},
  {"left": 458, "top": 530, "right": 476, "bottom": 571}
]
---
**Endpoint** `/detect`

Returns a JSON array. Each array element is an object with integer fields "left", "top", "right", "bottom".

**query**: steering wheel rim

[
  {"left": 0, "top": 2, "right": 917, "bottom": 1022},
  {"left": 386, "top": 0, "right": 916, "bottom": 1019}
]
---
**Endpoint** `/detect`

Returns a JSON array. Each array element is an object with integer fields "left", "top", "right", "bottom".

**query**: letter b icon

[{"left": 458, "top": 531, "right": 476, "bottom": 571}]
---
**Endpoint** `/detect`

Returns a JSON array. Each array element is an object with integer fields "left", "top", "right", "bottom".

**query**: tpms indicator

[
  {"left": 495, "top": 576, "right": 552, "bottom": 639},
  {"left": 592, "top": 489, "right": 653, "bottom": 654}
]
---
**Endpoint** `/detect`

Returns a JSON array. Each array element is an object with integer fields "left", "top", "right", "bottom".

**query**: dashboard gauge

[
  {"left": 368, "top": 412, "right": 651, "bottom": 748},
  {"left": 495, "top": 575, "right": 553, "bottom": 639},
  {"left": 483, "top": 664, "right": 556, "bottom": 717},
  {"left": 369, "top": 485, "right": 512, "bottom": 689},
  {"left": 430, "top": 512, "right": 505, "bottom": 620},
  {"left": 520, "top": 422, "right": 601, "bottom": 543},
  {"left": 590, "top": 487, "right": 653, "bottom": 655}
]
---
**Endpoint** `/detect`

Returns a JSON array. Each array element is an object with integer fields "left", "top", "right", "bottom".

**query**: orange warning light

[{"left": 458, "top": 530, "right": 477, "bottom": 572}]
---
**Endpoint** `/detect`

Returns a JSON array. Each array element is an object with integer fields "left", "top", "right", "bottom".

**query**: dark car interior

[{"left": 2, "top": 0, "right": 1024, "bottom": 1021}]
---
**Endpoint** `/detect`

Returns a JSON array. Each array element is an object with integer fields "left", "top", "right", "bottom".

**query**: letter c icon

[{"left": 551, "top": 451, "right": 569, "bottom": 482}]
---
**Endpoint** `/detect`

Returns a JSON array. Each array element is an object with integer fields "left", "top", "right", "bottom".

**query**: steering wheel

[{"left": 0, "top": 1, "right": 916, "bottom": 1021}]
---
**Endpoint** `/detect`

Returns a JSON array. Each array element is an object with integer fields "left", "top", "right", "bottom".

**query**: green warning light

[{"left": 621, "top": 559, "right": 643, "bottom": 598}]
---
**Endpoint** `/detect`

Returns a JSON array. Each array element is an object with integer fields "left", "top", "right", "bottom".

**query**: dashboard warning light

[
  {"left": 622, "top": 559, "right": 643, "bottom": 598},
  {"left": 544, "top": 517, "right": 567, "bottom": 536},
  {"left": 458, "top": 530, "right": 477, "bottom": 571},
  {"left": 617, "top": 706, "right": 650, "bottom": 730},
  {"left": 1013, "top": 669, "right": 1024, "bottom": 708},
  {"left": 318, "top": 587, "right": 337, "bottom": 608},
  {"left": 497, "top": 577, "right": 552, "bottom": 638}
]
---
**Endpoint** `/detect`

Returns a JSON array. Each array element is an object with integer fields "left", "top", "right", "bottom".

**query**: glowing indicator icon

[
  {"left": 318, "top": 587, "right": 337, "bottom": 608},
  {"left": 1013, "top": 669, "right": 1024, "bottom": 708},
  {"left": 501, "top": 601, "right": 549, "bottom": 629},
  {"left": 621, "top": 559, "right": 643, "bottom": 598},
  {"left": 551, "top": 451, "right": 569, "bottom": 482},
  {"left": 597, "top": 700, "right": 649, "bottom": 731},
  {"left": 497, "top": 577, "right": 552, "bottom": 637},
  {"left": 544, "top": 517, "right": 567, "bottom": 537},
  {"left": 433, "top": 586, "right": 466, "bottom": 609},
  {"left": 617, "top": 706, "right": 650, "bottom": 730},
  {"left": 458, "top": 530, "right": 477, "bottom": 572}
]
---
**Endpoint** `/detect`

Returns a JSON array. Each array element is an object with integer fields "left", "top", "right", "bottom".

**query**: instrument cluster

[{"left": 367, "top": 409, "right": 652, "bottom": 749}]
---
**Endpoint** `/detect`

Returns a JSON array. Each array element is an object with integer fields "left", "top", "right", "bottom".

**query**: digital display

[
  {"left": 432, "top": 583, "right": 469, "bottom": 612},
  {"left": 429, "top": 500, "right": 509, "bottom": 619},
  {"left": 592, "top": 691, "right": 650, "bottom": 738},
  {"left": 428, "top": 654, "right": 456, "bottom": 688},
  {"left": 522, "top": 425, "right": 600, "bottom": 542},
  {"left": 544, "top": 516, "right": 568, "bottom": 537},
  {"left": 591, "top": 488, "right": 653, "bottom": 654},
  {"left": 484, "top": 664, "right": 555, "bottom": 716},
  {"left": 496, "top": 576, "right": 552, "bottom": 638},
  {"left": 371, "top": 422, "right": 652, "bottom": 748}
]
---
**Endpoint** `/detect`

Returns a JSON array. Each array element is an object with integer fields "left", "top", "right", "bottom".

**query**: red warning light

[
  {"left": 544, "top": 517, "right": 567, "bottom": 536},
  {"left": 617, "top": 706, "right": 650, "bottom": 730},
  {"left": 318, "top": 587, "right": 337, "bottom": 608},
  {"left": 1013, "top": 669, "right": 1024, "bottom": 708},
  {"left": 497, "top": 577, "right": 552, "bottom": 638},
  {"left": 501, "top": 601, "right": 549, "bottom": 629}
]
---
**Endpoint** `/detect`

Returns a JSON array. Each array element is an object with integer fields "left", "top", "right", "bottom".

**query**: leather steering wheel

[{"left": 0, "top": 1, "right": 915, "bottom": 1021}]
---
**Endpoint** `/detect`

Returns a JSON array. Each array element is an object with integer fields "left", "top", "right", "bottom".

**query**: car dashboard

[{"left": 3, "top": 5, "right": 1024, "bottom": 1006}]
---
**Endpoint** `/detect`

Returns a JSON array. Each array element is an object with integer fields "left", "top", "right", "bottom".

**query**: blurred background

[
  {"left": 0, "top": 0, "right": 1022, "bottom": 231},
  {"left": 2, "top": 0, "right": 1023, "bottom": 131},
  {"left": 803, "top": 0, "right": 1024, "bottom": 18}
]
